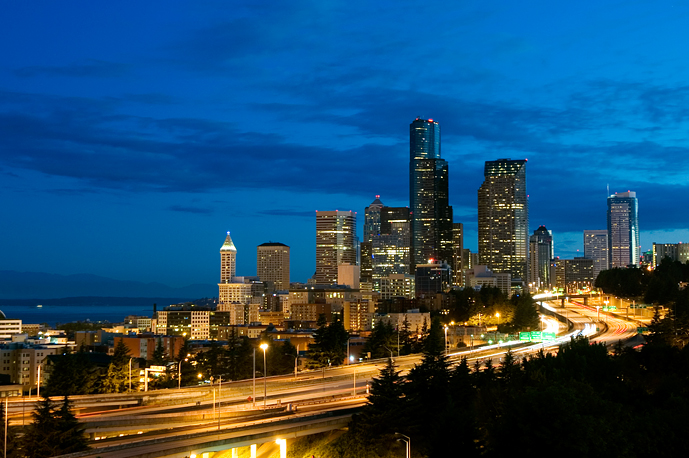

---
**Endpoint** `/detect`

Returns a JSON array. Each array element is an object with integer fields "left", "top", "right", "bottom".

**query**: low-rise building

[{"left": 465, "top": 266, "right": 511, "bottom": 296}]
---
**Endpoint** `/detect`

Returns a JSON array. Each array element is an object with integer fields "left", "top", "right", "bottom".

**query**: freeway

[{"left": 28, "top": 298, "right": 642, "bottom": 457}]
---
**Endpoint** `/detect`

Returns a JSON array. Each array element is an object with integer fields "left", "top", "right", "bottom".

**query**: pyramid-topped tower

[{"left": 220, "top": 231, "right": 237, "bottom": 283}]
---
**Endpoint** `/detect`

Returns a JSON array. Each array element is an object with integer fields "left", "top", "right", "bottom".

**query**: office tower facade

[
  {"left": 551, "top": 258, "right": 594, "bottom": 294},
  {"left": 315, "top": 210, "right": 357, "bottom": 284},
  {"left": 220, "top": 232, "right": 237, "bottom": 283},
  {"left": 452, "top": 223, "right": 464, "bottom": 286},
  {"left": 478, "top": 159, "right": 528, "bottom": 282},
  {"left": 607, "top": 191, "right": 640, "bottom": 268},
  {"left": 415, "top": 262, "right": 452, "bottom": 299},
  {"left": 364, "top": 196, "right": 384, "bottom": 243},
  {"left": 584, "top": 230, "right": 609, "bottom": 280},
  {"left": 652, "top": 243, "right": 679, "bottom": 267},
  {"left": 371, "top": 206, "right": 411, "bottom": 289},
  {"left": 529, "top": 225, "right": 553, "bottom": 288},
  {"left": 256, "top": 242, "right": 290, "bottom": 290},
  {"left": 409, "top": 118, "right": 453, "bottom": 271}
]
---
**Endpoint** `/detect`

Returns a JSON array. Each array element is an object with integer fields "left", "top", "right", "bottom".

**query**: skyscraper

[
  {"left": 364, "top": 195, "right": 384, "bottom": 243},
  {"left": 583, "top": 230, "right": 609, "bottom": 280},
  {"left": 372, "top": 206, "right": 411, "bottom": 289},
  {"left": 409, "top": 118, "right": 453, "bottom": 271},
  {"left": 478, "top": 159, "right": 528, "bottom": 282},
  {"left": 220, "top": 231, "right": 237, "bottom": 283},
  {"left": 607, "top": 191, "right": 640, "bottom": 268},
  {"left": 452, "top": 223, "right": 464, "bottom": 286},
  {"left": 529, "top": 225, "right": 553, "bottom": 288},
  {"left": 256, "top": 242, "right": 290, "bottom": 290},
  {"left": 315, "top": 210, "right": 357, "bottom": 284}
]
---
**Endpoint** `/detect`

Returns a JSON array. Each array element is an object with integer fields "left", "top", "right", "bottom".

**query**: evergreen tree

[
  {"left": 44, "top": 347, "right": 98, "bottom": 396},
  {"left": 101, "top": 339, "right": 131, "bottom": 393},
  {"left": 22, "top": 397, "right": 60, "bottom": 458},
  {"left": 54, "top": 397, "right": 89, "bottom": 455},
  {"left": 152, "top": 338, "right": 168, "bottom": 365},
  {"left": 351, "top": 358, "right": 405, "bottom": 442}
]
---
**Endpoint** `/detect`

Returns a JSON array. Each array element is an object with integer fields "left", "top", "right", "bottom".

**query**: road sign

[
  {"left": 149, "top": 365, "right": 166, "bottom": 372},
  {"left": 519, "top": 332, "right": 530, "bottom": 341},
  {"left": 637, "top": 327, "right": 648, "bottom": 333},
  {"left": 543, "top": 332, "right": 556, "bottom": 340},
  {"left": 530, "top": 331, "right": 542, "bottom": 341}
]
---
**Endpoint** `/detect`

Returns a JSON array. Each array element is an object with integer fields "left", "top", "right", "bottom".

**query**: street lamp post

[
  {"left": 252, "top": 348, "right": 256, "bottom": 407},
  {"left": 36, "top": 363, "right": 41, "bottom": 398},
  {"left": 178, "top": 360, "right": 182, "bottom": 389},
  {"left": 443, "top": 325, "right": 448, "bottom": 355},
  {"left": 395, "top": 433, "right": 411, "bottom": 458},
  {"left": 129, "top": 357, "right": 134, "bottom": 393},
  {"left": 260, "top": 343, "right": 269, "bottom": 409},
  {"left": 294, "top": 344, "right": 300, "bottom": 380}
]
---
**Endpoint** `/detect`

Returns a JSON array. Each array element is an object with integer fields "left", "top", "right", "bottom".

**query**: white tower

[{"left": 220, "top": 231, "right": 237, "bottom": 283}]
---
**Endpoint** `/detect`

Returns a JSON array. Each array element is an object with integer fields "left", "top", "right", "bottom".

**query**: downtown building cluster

[{"left": 200, "top": 117, "right": 687, "bottom": 335}]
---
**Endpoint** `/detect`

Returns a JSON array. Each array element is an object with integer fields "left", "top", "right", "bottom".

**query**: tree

[
  {"left": 510, "top": 292, "right": 540, "bottom": 331},
  {"left": 351, "top": 358, "right": 405, "bottom": 442},
  {"left": 101, "top": 339, "right": 131, "bottom": 393},
  {"left": 44, "top": 347, "right": 98, "bottom": 396},
  {"left": 307, "top": 318, "right": 349, "bottom": 367},
  {"left": 54, "top": 397, "right": 89, "bottom": 455},
  {"left": 152, "top": 338, "right": 168, "bottom": 365},
  {"left": 22, "top": 397, "right": 60, "bottom": 458}
]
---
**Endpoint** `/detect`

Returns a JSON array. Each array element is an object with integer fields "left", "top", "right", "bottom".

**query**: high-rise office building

[
  {"left": 452, "top": 223, "right": 464, "bottom": 286},
  {"left": 652, "top": 243, "right": 679, "bottom": 267},
  {"left": 220, "top": 231, "right": 237, "bottom": 283},
  {"left": 607, "top": 191, "right": 640, "bottom": 268},
  {"left": 372, "top": 206, "right": 411, "bottom": 289},
  {"left": 529, "top": 225, "right": 553, "bottom": 288},
  {"left": 478, "top": 159, "right": 528, "bottom": 282},
  {"left": 256, "top": 242, "right": 290, "bottom": 290},
  {"left": 584, "top": 230, "right": 609, "bottom": 280},
  {"left": 315, "top": 210, "right": 357, "bottom": 284},
  {"left": 364, "top": 195, "right": 384, "bottom": 243},
  {"left": 409, "top": 118, "right": 453, "bottom": 271}
]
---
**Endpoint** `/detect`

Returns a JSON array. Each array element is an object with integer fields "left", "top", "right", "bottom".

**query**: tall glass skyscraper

[
  {"left": 478, "top": 159, "right": 528, "bottom": 283},
  {"left": 315, "top": 210, "right": 357, "bottom": 284},
  {"left": 529, "top": 225, "right": 553, "bottom": 288},
  {"left": 409, "top": 118, "right": 453, "bottom": 271},
  {"left": 607, "top": 191, "right": 639, "bottom": 268}
]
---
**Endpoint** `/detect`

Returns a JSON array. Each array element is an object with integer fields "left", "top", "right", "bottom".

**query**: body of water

[{"left": 0, "top": 304, "right": 154, "bottom": 326}]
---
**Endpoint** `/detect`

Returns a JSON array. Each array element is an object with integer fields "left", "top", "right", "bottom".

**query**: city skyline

[{"left": 2, "top": 1, "right": 689, "bottom": 288}]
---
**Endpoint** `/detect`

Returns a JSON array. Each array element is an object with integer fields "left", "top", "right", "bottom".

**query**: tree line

[{"left": 306, "top": 317, "right": 689, "bottom": 457}]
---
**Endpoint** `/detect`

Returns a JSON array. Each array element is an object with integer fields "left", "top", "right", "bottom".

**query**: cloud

[
  {"left": 14, "top": 59, "right": 129, "bottom": 78},
  {"left": 168, "top": 205, "right": 213, "bottom": 214},
  {"left": 258, "top": 209, "right": 314, "bottom": 217}
]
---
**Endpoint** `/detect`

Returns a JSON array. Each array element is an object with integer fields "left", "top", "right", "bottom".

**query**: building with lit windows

[
  {"left": 652, "top": 243, "right": 679, "bottom": 267},
  {"left": 607, "top": 191, "right": 640, "bottom": 268},
  {"left": 379, "top": 274, "right": 415, "bottom": 299},
  {"left": 415, "top": 262, "right": 452, "bottom": 299},
  {"left": 343, "top": 300, "right": 375, "bottom": 332},
  {"left": 452, "top": 223, "right": 464, "bottom": 286},
  {"left": 529, "top": 226, "right": 553, "bottom": 289},
  {"left": 584, "top": 230, "right": 609, "bottom": 280},
  {"left": 364, "top": 196, "right": 384, "bottom": 243},
  {"left": 478, "top": 159, "right": 528, "bottom": 283},
  {"left": 315, "top": 210, "right": 357, "bottom": 284},
  {"left": 409, "top": 118, "right": 453, "bottom": 271},
  {"left": 371, "top": 206, "right": 411, "bottom": 289},
  {"left": 551, "top": 258, "right": 594, "bottom": 293},
  {"left": 465, "top": 265, "right": 511, "bottom": 297},
  {"left": 220, "top": 232, "right": 237, "bottom": 283},
  {"left": 256, "top": 242, "right": 290, "bottom": 291}
]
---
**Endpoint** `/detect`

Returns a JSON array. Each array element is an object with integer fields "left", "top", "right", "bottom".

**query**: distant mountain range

[{"left": 0, "top": 270, "right": 217, "bottom": 300}]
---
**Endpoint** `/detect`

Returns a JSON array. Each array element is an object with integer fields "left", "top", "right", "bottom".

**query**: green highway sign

[
  {"left": 530, "top": 331, "right": 542, "bottom": 341},
  {"left": 519, "top": 332, "right": 530, "bottom": 341},
  {"left": 637, "top": 327, "right": 648, "bottom": 333},
  {"left": 543, "top": 332, "right": 556, "bottom": 340}
]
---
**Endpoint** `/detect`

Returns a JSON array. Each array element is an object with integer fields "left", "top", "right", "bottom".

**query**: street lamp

[
  {"left": 496, "top": 312, "right": 500, "bottom": 327},
  {"left": 36, "top": 363, "right": 41, "bottom": 398},
  {"left": 395, "top": 433, "right": 410, "bottom": 458},
  {"left": 129, "top": 357, "right": 134, "bottom": 393},
  {"left": 260, "top": 343, "right": 269, "bottom": 409},
  {"left": 443, "top": 325, "right": 448, "bottom": 355}
]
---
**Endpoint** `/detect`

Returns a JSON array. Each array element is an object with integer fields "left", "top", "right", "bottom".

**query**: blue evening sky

[{"left": 2, "top": 1, "right": 688, "bottom": 287}]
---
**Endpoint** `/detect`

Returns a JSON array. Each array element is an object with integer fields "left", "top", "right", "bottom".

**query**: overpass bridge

[{"left": 61, "top": 408, "right": 359, "bottom": 458}]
